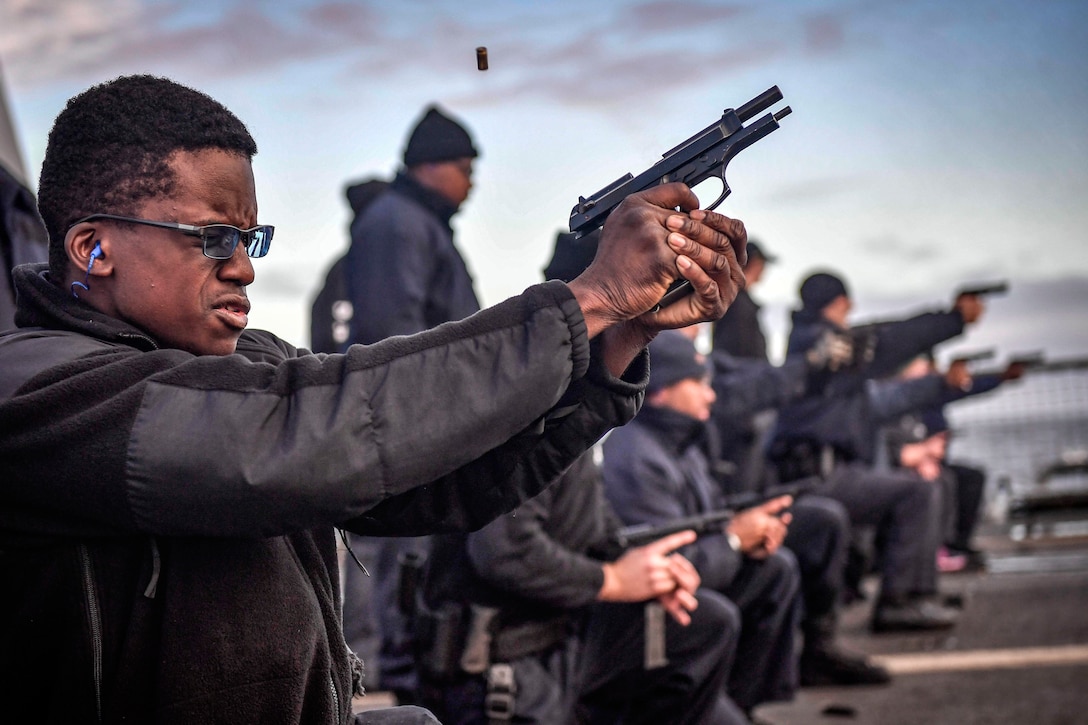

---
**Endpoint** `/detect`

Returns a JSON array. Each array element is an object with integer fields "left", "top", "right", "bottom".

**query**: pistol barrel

[{"left": 736, "top": 86, "right": 783, "bottom": 122}]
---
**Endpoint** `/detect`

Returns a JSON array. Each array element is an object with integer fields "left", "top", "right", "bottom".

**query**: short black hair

[{"left": 38, "top": 75, "right": 258, "bottom": 278}]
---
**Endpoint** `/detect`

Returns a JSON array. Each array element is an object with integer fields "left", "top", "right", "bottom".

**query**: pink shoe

[{"left": 937, "top": 547, "right": 967, "bottom": 573}]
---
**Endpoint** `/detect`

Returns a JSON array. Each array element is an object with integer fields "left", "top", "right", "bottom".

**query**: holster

[
  {"left": 396, "top": 549, "right": 425, "bottom": 616},
  {"left": 414, "top": 601, "right": 467, "bottom": 681},
  {"left": 490, "top": 615, "right": 571, "bottom": 662},
  {"left": 459, "top": 604, "right": 500, "bottom": 674},
  {"left": 414, "top": 601, "right": 572, "bottom": 682},
  {"left": 768, "top": 438, "right": 836, "bottom": 482}
]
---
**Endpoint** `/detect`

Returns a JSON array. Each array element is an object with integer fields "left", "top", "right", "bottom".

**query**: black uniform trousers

[
  {"left": 717, "top": 549, "right": 802, "bottom": 711},
  {"left": 782, "top": 495, "right": 850, "bottom": 634},
  {"left": 945, "top": 462, "right": 987, "bottom": 551},
  {"left": 819, "top": 463, "right": 941, "bottom": 601},
  {"left": 422, "top": 588, "right": 746, "bottom": 725}
]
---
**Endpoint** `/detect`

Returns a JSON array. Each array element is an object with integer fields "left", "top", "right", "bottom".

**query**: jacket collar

[
  {"left": 391, "top": 170, "right": 458, "bottom": 231},
  {"left": 12, "top": 263, "right": 159, "bottom": 350},
  {"left": 635, "top": 404, "right": 708, "bottom": 457}
]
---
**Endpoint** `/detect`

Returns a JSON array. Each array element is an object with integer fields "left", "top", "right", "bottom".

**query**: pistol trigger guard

[{"left": 705, "top": 184, "right": 731, "bottom": 213}]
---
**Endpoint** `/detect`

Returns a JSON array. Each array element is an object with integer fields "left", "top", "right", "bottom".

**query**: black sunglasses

[{"left": 73, "top": 214, "right": 274, "bottom": 260}]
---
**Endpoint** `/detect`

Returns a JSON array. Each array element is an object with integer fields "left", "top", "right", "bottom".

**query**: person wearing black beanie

[
  {"left": 768, "top": 267, "right": 989, "bottom": 633},
  {"left": 799, "top": 271, "right": 848, "bottom": 310},
  {"left": 796, "top": 270, "right": 851, "bottom": 329},
  {"left": 339, "top": 103, "right": 484, "bottom": 704},
  {"left": 402, "top": 105, "right": 479, "bottom": 167},
  {"left": 603, "top": 330, "right": 804, "bottom": 716}
]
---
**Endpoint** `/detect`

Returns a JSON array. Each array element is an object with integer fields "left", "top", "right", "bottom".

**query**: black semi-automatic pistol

[
  {"left": 570, "top": 86, "right": 792, "bottom": 310},
  {"left": 956, "top": 281, "right": 1010, "bottom": 298}
]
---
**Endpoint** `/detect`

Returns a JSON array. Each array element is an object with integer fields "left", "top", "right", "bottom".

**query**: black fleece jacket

[
  {"left": 423, "top": 451, "right": 625, "bottom": 637},
  {"left": 0, "top": 263, "right": 647, "bottom": 724}
]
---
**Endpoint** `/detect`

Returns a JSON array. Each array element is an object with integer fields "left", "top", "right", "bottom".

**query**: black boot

[
  {"left": 871, "top": 596, "right": 958, "bottom": 633},
  {"left": 800, "top": 614, "right": 891, "bottom": 687}
]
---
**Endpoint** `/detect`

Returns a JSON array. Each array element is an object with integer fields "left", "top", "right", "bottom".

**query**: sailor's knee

[{"left": 695, "top": 586, "right": 742, "bottom": 639}]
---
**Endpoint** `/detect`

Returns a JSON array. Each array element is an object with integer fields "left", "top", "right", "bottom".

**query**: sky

[{"left": 1, "top": 0, "right": 1086, "bottom": 363}]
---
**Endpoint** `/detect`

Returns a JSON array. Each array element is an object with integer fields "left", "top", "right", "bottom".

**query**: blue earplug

[{"left": 70, "top": 242, "right": 103, "bottom": 299}]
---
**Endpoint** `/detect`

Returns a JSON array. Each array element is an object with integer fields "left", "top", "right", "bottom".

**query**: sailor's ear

[{"left": 65, "top": 222, "right": 114, "bottom": 278}]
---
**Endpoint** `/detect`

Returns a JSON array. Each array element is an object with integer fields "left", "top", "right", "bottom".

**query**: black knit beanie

[
  {"left": 648, "top": 331, "right": 710, "bottom": 394},
  {"left": 402, "top": 105, "right": 479, "bottom": 165},
  {"left": 800, "top": 271, "right": 850, "bottom": 312}
]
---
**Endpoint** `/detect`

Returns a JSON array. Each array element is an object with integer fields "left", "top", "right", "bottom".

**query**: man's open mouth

[{"left": 214, "top": 297, "right": 250, "bottom": 328}]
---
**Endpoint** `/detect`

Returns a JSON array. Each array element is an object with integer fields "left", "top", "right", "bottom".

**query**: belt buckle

[{"left": 484, "top": 663, "right": 516, "bottom": 720}]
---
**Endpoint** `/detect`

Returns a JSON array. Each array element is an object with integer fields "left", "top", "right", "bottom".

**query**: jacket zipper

[
  {"left": 284, "top": 536, "right": 347, "bottom": 723},
  {"left": 329, "top": 671, "right": 342, "bottom": 724},
  {"left": 78, "top": 543, "right": 104, "bottom": 722}
]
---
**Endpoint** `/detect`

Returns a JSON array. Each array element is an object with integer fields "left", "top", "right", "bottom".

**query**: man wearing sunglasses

[{"left": 0, "top": 74, "right": 748, "bottom": 725}]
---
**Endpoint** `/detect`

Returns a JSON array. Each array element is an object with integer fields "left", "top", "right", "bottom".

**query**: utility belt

[
  {"left": 415, "top": 602, "right": 573, "bottom": 681},
  {"left": 768, "top": 438, "right": 851, "bottom": 482},
  {"left": 415, "top": 603, "right": 573, "bottom": 722}
]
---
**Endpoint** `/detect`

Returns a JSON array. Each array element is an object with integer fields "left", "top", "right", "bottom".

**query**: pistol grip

[{"left": 651, "top": 279, "right": 694, "bottom": 313}]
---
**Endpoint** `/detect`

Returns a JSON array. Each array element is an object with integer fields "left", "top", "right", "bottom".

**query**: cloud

[
  {"left": 0, "top": 0, "right": 386, "bottom": 88},
  {"left": 860, "top": 233, "right": 942, "bottom": 261},
  {"left": 304, "top": 1, "right": 383, "bottom": 40},
  {"left": 623, "top": 0, "right": 749, "bottom": 32},
  {"left": 1, "top": 0, "right": 147, "bottom": 84},
  {"left": 762, "top": 176, "right": 862, "bottom": 204},
  {"left": 430, "top": 25, "right": 793, "bottom": 108},
  {"left": 804, "top": 12, "right": 848, "bottom": 56},
  {"left": 426, "top": 1, "right": 863, "bottom": 108},
  {"left": 0, "top": 0, "right": 849, "bottom": 110},
  {"left": 95, "top": 6, "right": 322, "bottom": 78}
]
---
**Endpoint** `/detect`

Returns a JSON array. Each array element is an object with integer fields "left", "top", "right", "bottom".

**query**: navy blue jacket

[
  {"left": 882, "top": 372, "right": 1006, "bottom": 465},
  {"left": 344, "top": 172, "right": 480, "bottom": 344},
  {"left": 771, "top": 308, "right": 966, "bottom": 464},
  {"left": 602, "top": 405, "right": 744, "bottom": 592}
]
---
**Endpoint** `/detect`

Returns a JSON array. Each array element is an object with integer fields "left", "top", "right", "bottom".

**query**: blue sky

[{"left": 1, "top": 0, "right": 1086, "bottom": 360}]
